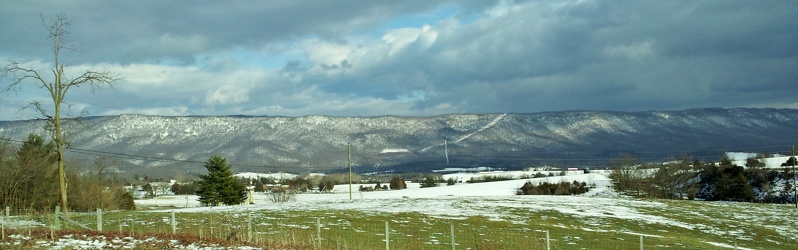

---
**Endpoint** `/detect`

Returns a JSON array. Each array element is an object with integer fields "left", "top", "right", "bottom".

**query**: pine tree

[
  {"left": 420, "top": 176, "right": 438, "bottom": 188},
  {"left": 196, "top": 156, "right": 246, "bottom": 206},
  {"left": 1, "top": 134, "right": 59, "bottom": 210}
]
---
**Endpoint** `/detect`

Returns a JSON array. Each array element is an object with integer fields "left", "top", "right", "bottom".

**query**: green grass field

[{"left": 3, "top": 196, "right": 795, "bottom": 249}]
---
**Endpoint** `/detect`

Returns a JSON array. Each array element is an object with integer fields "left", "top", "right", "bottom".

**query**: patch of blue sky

[
  {"left": 397, "top": 90, "right": 436, "bottom": 102},
  {"left": 374, "top": 4, "right": 476, "bottom": 34}
]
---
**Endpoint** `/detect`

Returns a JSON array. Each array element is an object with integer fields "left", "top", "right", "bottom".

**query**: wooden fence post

[
  {"left": 450, "top": 223, "right": 456, "bottom": 250},
  {"left": 96, "top": 208, "right": 102, "bottom": 232},
  {"left": 385, "top": 221, "right": 390, "bottom": 250},
  {"left": 316, "top": 217, "right": 322, "bottom": 247},
  {"left": 54, "top": 206, "right": 61, "bottom": 230},
  {"left": 171, "top": 211, "right": 176, "bottom": 234},
  {"left": 640, "top": 235, "right": 644, "bottom": 250},
  {"left": 247, "top": 213, "right": 252, "bottom": 242}
]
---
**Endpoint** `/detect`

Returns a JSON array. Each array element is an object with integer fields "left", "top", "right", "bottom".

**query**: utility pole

[
  {"left": 348, "top": 144, "right": 353, "bottom": 201},
  {"left": 793, "top": 145, "right": 796, "bottom": 208}
]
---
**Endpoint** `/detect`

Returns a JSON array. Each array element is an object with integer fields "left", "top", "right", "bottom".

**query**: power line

[
  {"left": 0, "top": 137, "right": 206, "bottom": 167},
  {"left": 66, "top": 147, "right": 205, "bottom": 165}
]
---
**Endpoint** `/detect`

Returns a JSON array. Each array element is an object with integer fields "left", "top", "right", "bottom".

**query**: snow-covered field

[
  {"left": 136, "top": 172, "right": 795, "bottom": 249},
  {"left": 4, "top": 171, "right": 797, "bottom": 249},
  {"left": 140, "top": 172, "right": 614, "bottom": 210},
  {"left": 727, "top": 152, "right": 794, "bottom": 169}
]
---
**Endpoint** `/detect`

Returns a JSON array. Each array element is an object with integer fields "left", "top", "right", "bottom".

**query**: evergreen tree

[
  {"left": 446, "top": 178, "right": 456, "bottom": 186},
  {"left": 142, "top": 183, "right": 154, "bottom": 198},
  {"left": 0, "top": 134, "right": 59, "bottom": 210},
  {"left": 746, "top": 157, "right": 768, "bottom": 189},
  {"left": 781, "top": 156, "right": 797, "bottom": 167},
  {"left": 196, "top": 156, "right": 247, "bottom": 206},
  {"left": 712, "top": 164, "right": 755, "bottom": 201},
  {"left": 113, "top": 188, "right": 136, "bottom": 210},
  {"left": 420, "top": 176, "right": 438, "bottom": 188}
]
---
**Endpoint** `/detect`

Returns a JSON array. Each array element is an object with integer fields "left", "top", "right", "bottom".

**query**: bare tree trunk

[{"left": 57, "top": 146, "right": 68, "bottom": 213}]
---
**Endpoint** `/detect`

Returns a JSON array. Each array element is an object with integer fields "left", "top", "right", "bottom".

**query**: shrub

[
  {"left": 518, "top": 181, "right": 590, "bottom": 195},
  {"left": 318, "top": 180, "right": 335, "bottom": 192},
  {"left": 420, "top": 176, "right": 439, "bottom": 188},
  {"left": 389, "top": 178, "right": 407, "bottom": 190},
  {"left": 466, "top": 175, "right": 514, "bottom": 183},
  {"left": 114, "top": 189, "right": 136, "bottom": 210},
  {"left": 267, "top": 186, "right": 295, "bottom": 203},
  {"left": 446, "top": 178, "right": 457, "bottom": 186},
  {"left": 171, "top": 182, "right": 198, "bottom": 195}
]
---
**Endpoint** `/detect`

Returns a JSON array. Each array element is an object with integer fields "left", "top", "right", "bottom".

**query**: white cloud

[
  {"left": 382, "top": 25, "right": 439, "bottom": 56},
  {"left": 102, "top": 106, "right": 189, "bottom": 116},
  {"left": 303, "top": 40, "right": 358, "bottom": 74},
  {"left": 111, "top": 64, "right": 190, "bottom": 88},
  {"left": 204, "top": 84, "right": 252, "bottom": 106},
  {"left": 485, "top": 0, "right": 514, "bottom": 18}
]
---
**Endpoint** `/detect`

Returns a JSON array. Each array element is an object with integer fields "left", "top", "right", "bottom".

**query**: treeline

[
  {"left": 518, "top": 181, "right": 590, "bottom": 195},
  {"left": 0, "top": 134, "right": 135, "bottom": 212},
  {"left": 170, "top": 172, "right": 435, "bottom": 201},
  {"left": 174, "top": 172, "right": 421, "bottom": 197},
  {"left": 609, "top": 154, "right": 797, "bottom": 203}
]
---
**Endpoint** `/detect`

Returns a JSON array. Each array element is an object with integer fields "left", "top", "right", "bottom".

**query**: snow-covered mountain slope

[{"left": 1, "top": 108, "right": 797, "bottom": 176}]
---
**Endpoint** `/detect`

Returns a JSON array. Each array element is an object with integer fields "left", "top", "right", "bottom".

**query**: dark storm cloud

[
  {"left": 1, "top": 0, "right": 797, "bottom": 120},
  {"left": 0, "top": 0, "right": 493, "bottom": 64},
  {"left": 307, "top": 0, "right": 798, "bottom": 113}
]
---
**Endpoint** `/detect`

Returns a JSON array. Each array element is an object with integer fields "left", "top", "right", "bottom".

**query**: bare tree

[
  {"left": 609, "top": 154, "right": 641, "bottom": 194},
  {"left": 1, "top": 13, "right": 119, "bottom": 213},
  {"left": 92, "top": 155, "right": 120, "bottom": 184},
  {"left": 649, "top": 156, "right": 698, "bottom": 199}
]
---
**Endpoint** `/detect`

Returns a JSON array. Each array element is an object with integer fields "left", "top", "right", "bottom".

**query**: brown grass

[{"left": 0, "top": 228, "right": 312, "bottom": 249}]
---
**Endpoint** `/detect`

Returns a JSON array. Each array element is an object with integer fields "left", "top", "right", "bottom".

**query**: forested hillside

[{"left": 1, "top": 108, "right": 797, "bottom": 177}]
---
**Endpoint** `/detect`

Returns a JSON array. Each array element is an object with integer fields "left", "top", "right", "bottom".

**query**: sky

[{"left": 1, "top": 0, "right": 797, "bottom": 121}]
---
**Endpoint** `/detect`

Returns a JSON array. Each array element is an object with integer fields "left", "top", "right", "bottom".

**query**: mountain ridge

[{"left": 0, "top": 108, "right": 796, "bottom": 177}]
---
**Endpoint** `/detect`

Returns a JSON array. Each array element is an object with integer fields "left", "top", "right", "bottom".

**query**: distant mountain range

[{"left": 1, "top": 108, "right": 796, "bottom": 178}]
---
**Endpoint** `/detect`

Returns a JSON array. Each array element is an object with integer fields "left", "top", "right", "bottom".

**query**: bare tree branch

[{"left": 2, "top": 62, "right": 49, "bottom": 93}]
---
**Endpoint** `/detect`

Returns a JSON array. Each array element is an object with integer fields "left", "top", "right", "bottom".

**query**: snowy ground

[
  {"left": 140, "top": 172, "right": 614, "bottom": 209},
  {"left": 139, "top": 173, "right": 687, "bottom": 234},
  {"left": 5, "top": 171, "right": 796, "bottom": 249},
  {"left": 727, "top": 152, "right": 793, "bottom": 168},
  {"left": 135, "top": 171, "right": 797, "bottom": 249}
]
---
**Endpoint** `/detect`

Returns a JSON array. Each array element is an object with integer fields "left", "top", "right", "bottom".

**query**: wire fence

[{"left": 1, "top": 206, "right": 744, "bottom": 249}]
